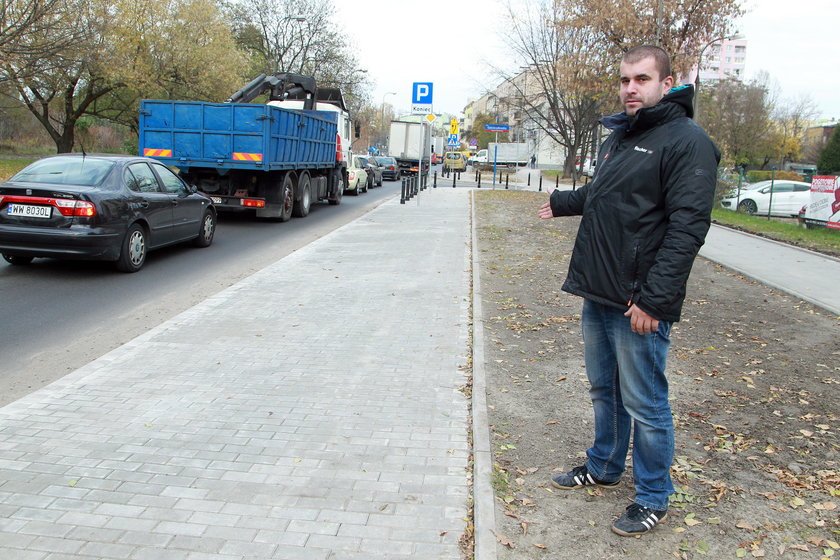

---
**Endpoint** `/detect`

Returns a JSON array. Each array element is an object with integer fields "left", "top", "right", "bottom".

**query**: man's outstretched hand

[{"left": 538, "top": 188, "right": 554, "bottom": 219}]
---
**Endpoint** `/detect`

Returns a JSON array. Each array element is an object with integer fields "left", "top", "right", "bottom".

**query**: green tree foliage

[
  {"left": 697, "top": 78, "right": 773, "bottom": 167},
  {"left": 817, "top": 126, "right": 840, "bottom": 173},
  {"left": 1, "top": 0, "right": 246, "bottom": 152}
]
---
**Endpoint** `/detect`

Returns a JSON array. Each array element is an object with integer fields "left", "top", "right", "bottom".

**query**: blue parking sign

[{"left": 412, "top": 82, "right": 433, "bottom": 105}]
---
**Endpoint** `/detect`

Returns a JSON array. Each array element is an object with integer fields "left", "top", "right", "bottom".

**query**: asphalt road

[{"left": 0, "top": 178, "right": 404, "bottom": 406}]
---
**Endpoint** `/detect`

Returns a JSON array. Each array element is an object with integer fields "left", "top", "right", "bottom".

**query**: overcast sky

[{"left": 333, "top": 0, "right": 840, "bottom": 121}]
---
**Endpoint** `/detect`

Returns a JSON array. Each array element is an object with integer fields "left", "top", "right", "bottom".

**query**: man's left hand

[{"left": 624, "top": 304, "right": 659, "bottom": 335}]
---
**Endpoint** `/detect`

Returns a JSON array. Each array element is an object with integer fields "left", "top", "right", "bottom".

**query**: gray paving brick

[
  {"left": 0, "top": 547, "right": 46, "bottom": 560},
  {"left": 0, "top": 190, "right": 474, "bottom": 560}
]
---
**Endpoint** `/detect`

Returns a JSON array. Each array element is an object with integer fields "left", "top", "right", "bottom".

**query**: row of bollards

[{"left": 400, "top": 171, "right": 436, "bottom": 204}]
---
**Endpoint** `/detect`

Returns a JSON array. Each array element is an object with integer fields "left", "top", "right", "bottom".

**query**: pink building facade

[{"left": 698, "top": 37, "right": 747, "bottom": 82}]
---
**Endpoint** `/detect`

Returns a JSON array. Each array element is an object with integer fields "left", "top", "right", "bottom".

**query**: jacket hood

[{"left": 601, "top": 84, "right": 695, "bottom": 131}]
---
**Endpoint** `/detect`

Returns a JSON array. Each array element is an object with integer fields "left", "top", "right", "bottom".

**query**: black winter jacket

[{"left": 549, "top": 85, "right": 720, "bottom": 322}]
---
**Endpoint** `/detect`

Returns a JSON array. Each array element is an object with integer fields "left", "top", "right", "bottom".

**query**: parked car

[
  {"left": 443, "top": 152, "right": 467, "bottom": 172},
  {"left": 0, "top": 154, "right": 216, "bottom": 272},
  {"left": 346, "top": 155, "right": 369, "bottom": 195},
  {"left": 719, "top": 180, "right": 812, "bottom": 216},
  {"left": 431, "top": 153, "right": 442, "bottom": 165},
  {"left": 576, "top": 154, "right": 596, "bottom": 177},
  {"left": 374, "top": 156, "right": 400, "bottom": 180},
  {"left": 357, "top": 156, "right": 382, "bottom": 188}
]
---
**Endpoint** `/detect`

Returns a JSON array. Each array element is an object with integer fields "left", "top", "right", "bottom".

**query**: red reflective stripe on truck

[
  {"left": 143, "top": 148, "right": 172, "bottom": 157},
  {"left": 232, "top": 153, "right": 263, "bottom": 162}
]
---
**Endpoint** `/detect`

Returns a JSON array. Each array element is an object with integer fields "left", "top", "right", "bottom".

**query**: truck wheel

[
  {"left": 329, "top": 169, "right": 343, "bottom": 205},
  {"left": 293, "top": 174, "right": 311, "bottom": 217},
  {"left": 279, "top": 174, "right": 294, "bottom": 222}
]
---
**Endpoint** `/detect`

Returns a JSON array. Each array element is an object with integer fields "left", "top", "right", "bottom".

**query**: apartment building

[{"left": 699, "top": 37, "right": 748, "bottom": 82}]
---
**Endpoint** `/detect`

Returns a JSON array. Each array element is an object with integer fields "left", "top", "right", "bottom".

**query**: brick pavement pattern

[{"left": 0, "top": 189, "right": 473, "bottom": 559}]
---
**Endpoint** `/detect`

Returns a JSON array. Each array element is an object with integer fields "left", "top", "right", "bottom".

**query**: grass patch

[
  {"left": 711, "top": 208, "right": 840, "bottom": 257},
  {"left": 0, "top": 158, "right": 38, "bottom": 182}
]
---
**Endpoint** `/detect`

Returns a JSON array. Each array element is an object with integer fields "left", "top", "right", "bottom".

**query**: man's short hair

[{"left": 622, "top": 46, "right": 672, "bottom": 81}]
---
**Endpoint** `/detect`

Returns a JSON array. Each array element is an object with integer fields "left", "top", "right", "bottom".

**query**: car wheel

[
  {"left": 293, "top": 174, "right": 311, "bottom": 217},
  {"left": 738, "top": 199, "right": 758, "bottom": 214},
  {"left": 116, "top": 223, "right": 147, "bottom": 273},
  {"left": 279, "top": 174, "right": 294, "bottom": 222},
  {"left": 192, "top": 209, "right": 216, "bottom": 248},
  {"left": 2, "top": 254, "right": 33, "bottom": 266}
]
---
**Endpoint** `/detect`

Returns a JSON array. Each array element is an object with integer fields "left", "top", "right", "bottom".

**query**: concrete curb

[{"left": 470, "top": 190, "right": 498, "bottom": 560}]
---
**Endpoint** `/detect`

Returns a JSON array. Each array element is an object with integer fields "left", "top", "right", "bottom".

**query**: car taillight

[
  {"left": 53, "top": 199, "right": 96, "bottom": 217},
  {"left": 241, "top": 198, "right": 265, "bottom": 208}
]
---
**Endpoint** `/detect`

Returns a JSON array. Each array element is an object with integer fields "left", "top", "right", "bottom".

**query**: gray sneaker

[
  {"left": 611, "top": 503, "right": 669, "bottom": 536},
  {"left": 550, "top": 465, "right": 620, "bottom": 490}
]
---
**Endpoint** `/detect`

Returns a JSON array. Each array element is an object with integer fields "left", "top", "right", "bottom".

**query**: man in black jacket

[{"left": 538, "top": 45, "right": 720, "bottom": 536}]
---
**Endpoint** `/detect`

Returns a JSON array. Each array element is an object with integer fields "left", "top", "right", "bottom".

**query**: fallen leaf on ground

[
  {"left": 493, "top": 531, "right": 515, "bottom": 548},
  {"left": 736, "top": 520, "right": 756, "bottom": 530}
]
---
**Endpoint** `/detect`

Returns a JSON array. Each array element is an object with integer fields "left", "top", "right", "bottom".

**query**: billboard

[{"left": 804, "top": 176, "right": 840, "bottom": 229}]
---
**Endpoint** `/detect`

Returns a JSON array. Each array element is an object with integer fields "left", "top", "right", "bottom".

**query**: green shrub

[{"left": 745, "top": 170, "right": 803, "bottom": 183}]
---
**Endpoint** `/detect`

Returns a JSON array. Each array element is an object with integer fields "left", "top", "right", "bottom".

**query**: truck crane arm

[{"left": 225, "top": 72, "right": 318, "bottom": 108}]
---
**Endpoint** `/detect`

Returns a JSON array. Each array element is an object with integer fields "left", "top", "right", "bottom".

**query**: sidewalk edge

[{"left": 471, "top": 190, "right": 498, "bottom": 560}]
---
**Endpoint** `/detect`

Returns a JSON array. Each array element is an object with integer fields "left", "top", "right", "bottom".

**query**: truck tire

[
  {"left": 329, "top": 169, "right": 343, "bottom": 205},
  {"left": 279, "top": 174, "right": 294, "bottom": 222},
  {"left": 293, "top": 174, "right": 311, "bottom": 217}
]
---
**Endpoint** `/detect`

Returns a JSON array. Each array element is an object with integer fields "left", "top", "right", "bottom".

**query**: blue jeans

[{"left": 581, "top": 299, "right": 674, "bottom": 510}]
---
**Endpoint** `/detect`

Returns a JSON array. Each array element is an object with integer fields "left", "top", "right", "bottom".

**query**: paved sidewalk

[
  {"left": 700, "top": 225, "right": 840, "bottom": 315},
  {"left": 0, "top": 188, "right": 474, "bottom": 560}
]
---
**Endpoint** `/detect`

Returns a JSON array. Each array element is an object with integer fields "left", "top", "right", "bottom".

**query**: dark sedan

[
  {"left": 356, "top": 156, "right": 383, "bottom": 188},
  {"left": 374, "top": 156, "right": 400, "bottom": 181},
  {"left": 0, "top": 154, "right": 216, "bottom": 272}
]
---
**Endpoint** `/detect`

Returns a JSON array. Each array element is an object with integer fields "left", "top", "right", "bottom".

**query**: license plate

[
  {"left": 211, "top": 197, "right": 223, "bottom": 204},
  {"left": 8, "top": 204, "right": 51, "bottom": 218}
]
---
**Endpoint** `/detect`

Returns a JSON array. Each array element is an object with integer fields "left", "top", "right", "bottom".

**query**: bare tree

[
  {"left": 494, "top": 0, "right": 743, "bottom": 176},
  {"left": 227, "top": 0, "right": 370, "bottom": 112},
  {"left": 569, "top": 0, "right": 745, "bottom": 80},
  {"left": 0, "top": 0, "right": 85, "bottom": 83},
  {"left": 497, "top": 0, "right": 612, "bottom": 177}
]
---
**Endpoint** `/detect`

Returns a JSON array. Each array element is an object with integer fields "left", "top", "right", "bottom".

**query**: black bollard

[
  {"left": 400, "top": 177, "right": 406, "bottom": 204},
  {"left": 539, "top": 175, "right": 543, "bottom": 191},
  {"left": 433, "top": 171, "right": 437, "bottom": 188},
  {"left": 555, "top": 174, "right": 559, "bottom": 190},
  {"left": 477, "top": 173, "right": 481, "bottom": 188},
  {"left": 505, "top": 175, "right": 509, "bottom": 189},
  {"left": 527, "top": 172, "right": 531, "bottom": 186},
  {"left": 452, "top": 171, "right": 456, "bottom": 188}
]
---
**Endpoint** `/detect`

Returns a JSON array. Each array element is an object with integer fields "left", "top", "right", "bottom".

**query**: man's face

[{"left": 619, "top": 57, "right": 674, "bottom": 117}]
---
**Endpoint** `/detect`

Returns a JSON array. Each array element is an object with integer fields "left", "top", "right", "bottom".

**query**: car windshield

[
  {"left": 376, "top": 157, "right": 394, "bottom": 165},
  {"left": 12, "top": 157, "right": 114, "bottom": 186}
]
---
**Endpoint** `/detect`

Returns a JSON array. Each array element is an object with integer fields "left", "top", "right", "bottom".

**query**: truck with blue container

[{"left": 138, "top": 73, "right": 353, "bottom": 221}]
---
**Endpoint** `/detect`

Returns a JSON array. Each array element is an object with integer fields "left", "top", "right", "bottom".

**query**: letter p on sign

[{"left": 412, "top": 82, "right": 433, "bottom": 105}]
